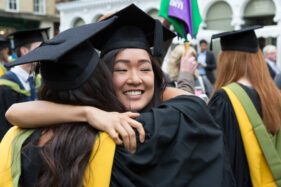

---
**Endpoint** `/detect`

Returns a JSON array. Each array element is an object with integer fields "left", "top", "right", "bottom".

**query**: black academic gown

[
  {"left": 18, "top": 95, "right": 234, "bottom": 187},
  {"left": 0, "top": 74, "right": 27, "bottom": 140},
  {"left": 111, "top": 95, "right": 235, "bottom": 187},
  {"left": 208, "top": 84, "right": 262, "bottom": 187}
]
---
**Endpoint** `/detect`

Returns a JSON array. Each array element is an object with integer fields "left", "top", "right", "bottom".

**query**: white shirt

[
  {"left": 10, "top": 66, "right": 33, "bottom": 90},
  {"left": 197, "top": 50, "right": 207, "bottom": 75},
  {"left": 266, "top": 58, "right": 280, "bottom": 75}
]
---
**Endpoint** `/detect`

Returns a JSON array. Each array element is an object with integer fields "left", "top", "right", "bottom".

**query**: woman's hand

[
  {"left": 85, "top": 107, "right": 145, "bottom": 153},
  {"left": 6, "top": 101, "right": 145, "bottom": 153},
  {"left": 180, "top": 51, "right": 198, "bottom": 75}
]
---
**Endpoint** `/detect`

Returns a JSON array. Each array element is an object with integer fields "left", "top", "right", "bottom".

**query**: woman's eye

[
  {"left": 141, "top": 68, "right": 152, "bottom": 72},
  {"left": 114, "top": 69, "right": 127, "bottom": 72}
]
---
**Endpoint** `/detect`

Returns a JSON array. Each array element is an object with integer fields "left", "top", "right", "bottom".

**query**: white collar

[
  {"left": 11, "top": 66, "right": 31, "bottom": 82},
  {"left": 266, "top": 58, "right": 276, "bottom": 66}
]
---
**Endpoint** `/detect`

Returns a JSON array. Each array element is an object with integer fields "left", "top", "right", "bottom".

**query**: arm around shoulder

[
  {"left": 5, "top": 101, "right": 89, "bottom": 128},
  {"left": 163, "top": 87, "right": 193, "bottom": 102}
]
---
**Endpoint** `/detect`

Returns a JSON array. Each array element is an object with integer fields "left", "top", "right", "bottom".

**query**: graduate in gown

[
  {"left": 208, "top": 26, "right": 281, "bottom": 187},
  {"left": 0, "top": 28, "right": 48, "bottom": 140},
  {"left": 0, "top": 17, "right": 120, "bottom": 187},
  {"left": 3, "top": 4, "right": 234, "bottom": 187}
]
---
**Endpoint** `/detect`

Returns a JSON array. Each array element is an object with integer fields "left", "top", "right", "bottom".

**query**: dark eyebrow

[
  {"left": 115, "top": 59, "right": 130, "bottom": 64},
  {"left": 115, "top": 59, "right": 151, "bottom": 64},
  {"left": 138, "top": 59, "right": 151, "bottom": 64}
]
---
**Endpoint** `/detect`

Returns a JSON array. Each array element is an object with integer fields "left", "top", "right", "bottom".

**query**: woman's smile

[{"left": 113, "top": 48, "right": 154, "bottom": 111}]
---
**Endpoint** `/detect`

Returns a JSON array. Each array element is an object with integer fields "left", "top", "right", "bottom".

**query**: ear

[{"left": 20, "top": 46, "right": 29, "bottom": 56}]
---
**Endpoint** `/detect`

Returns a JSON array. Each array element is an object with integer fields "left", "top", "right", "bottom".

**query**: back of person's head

[
  {"left": 263, "top": 45, "right": 276, "bottom": 57},
  {"left": 212, "top": 26, "right": 281, "bottom": 134},
  {"left": 167, "top": 45, "right": 196, "bottom": 81},
  {"left": 6, "top": 18, "right": 120, "bottom": 187},
  {"left": 8, "top": 28, "right": 49, "bottom": 58},
  {"left": 36, "top": 61, "right": 124, "bottom": 187}
]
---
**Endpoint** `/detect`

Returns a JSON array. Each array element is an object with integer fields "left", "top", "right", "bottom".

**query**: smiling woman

[{"left": 112, "top": 48, "right": 155, "bottom": 111}]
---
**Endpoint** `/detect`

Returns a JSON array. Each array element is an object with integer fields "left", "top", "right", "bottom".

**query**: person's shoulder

[
  {"left": 0, "top": 78, "right": 24, "bottom": 99},
  {"left": 208, "top": 89, "right": 231, "bottom": 106},
  {"left": 0, "top": 82, "right": 13, "bottom": 92},
  {"left": 163, "top": 94, "right": 204, "bottom": 106},
  {"left": 161, "top": 95, "right": 210, "bottom": 118},
  {"left": 212, "top": 89, "right": 228, "bottom": 98},
  {"left": 208, "top": 88, "right": 237, "bottom": 119},
  {"left": 206, "top": 50, "right": 215, "bottom": 56}
]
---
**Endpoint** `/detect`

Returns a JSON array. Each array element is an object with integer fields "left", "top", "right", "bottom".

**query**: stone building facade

[
  {"left": 56, "top": 0, "right": 281, "bottom": 67},
  {"left": 0, "top": 0, "right": 60, "bottom": 37}
]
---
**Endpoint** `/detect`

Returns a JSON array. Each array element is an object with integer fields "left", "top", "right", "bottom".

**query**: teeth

[{"left": 125, "top": 91, "right": 142, "bottom": 95}]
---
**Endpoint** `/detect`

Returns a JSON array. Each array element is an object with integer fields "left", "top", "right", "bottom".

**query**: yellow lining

[
  {"left": 223, "top": 87, "right": 276, "bottom": 187},
  {"left": 0, "top": 127, "right": 115, "bottom": 187}
]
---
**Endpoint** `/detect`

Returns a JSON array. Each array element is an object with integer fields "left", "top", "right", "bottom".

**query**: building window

[
  {"left": 6, "top": 0, "right": 19, "bottom": 12},
  {"left": 73, "top": 18, "right": 85, "bottom": 27},
  {"left": 34, "top": 0, "right": 46, "bottom": 14}
]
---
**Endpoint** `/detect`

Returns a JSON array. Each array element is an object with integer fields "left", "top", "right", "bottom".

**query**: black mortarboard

[
  {"left": 8, "top": 28, "right": 50, "bottom": 48},
  {"left": 5, "top": 17, "right": 117, "bottom": 90},
  {"left": 0, "top": 37, "right": 10, "bottom": 50},
  {"left": 92, "top": 4, "right": 176, "bottom": 57},
  {"left": 211, "top": 25, "right": 263, "bottom": 53}
]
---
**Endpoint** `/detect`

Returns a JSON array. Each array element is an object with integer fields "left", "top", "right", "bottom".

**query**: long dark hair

[
  {"left": 101, "top": 48, "right": 167, "bottom": 112},
  {"left": 32, "top": 61, "right": 125, "bottom": 187}
]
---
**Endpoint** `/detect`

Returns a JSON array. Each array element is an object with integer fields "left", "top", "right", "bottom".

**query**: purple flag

[{"left": 168, "top": 0, "right": 193, "bottom": 37}]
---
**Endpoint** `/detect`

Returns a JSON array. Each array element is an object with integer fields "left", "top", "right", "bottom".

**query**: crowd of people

[{"left": 0, "top": 3, "right": 280, "bottom": 187}]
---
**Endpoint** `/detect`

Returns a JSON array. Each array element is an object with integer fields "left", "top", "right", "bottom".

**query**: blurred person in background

[
  {"left": 197, "top": 39, "right": 216, "bottom": 84},
  {"left": 0, "top": 28, "right": 49, "bottom": 140},
  {"left": 166, "top": 44, "right": 212, "bottom": 100},
  {"left": 209, "top": 26, "right": 281, "bottom": 187},
  {"left": 263, "top": 45, "right": 279, "bottom": 79}
]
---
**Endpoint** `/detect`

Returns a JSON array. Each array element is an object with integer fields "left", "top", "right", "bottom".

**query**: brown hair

[
  {"left": 15, "top": 43, "right": 32, "bottom": 58},
  {"left": 23, "top": 62, "right": 125, "bottom": 187},
  {"left": 213, "top": 50, "right": 281, "bottom": 133}
]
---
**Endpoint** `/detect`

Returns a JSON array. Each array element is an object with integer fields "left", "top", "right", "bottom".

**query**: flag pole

[{"left": 184, "top": 42, "right": 189, "bottom": 56}]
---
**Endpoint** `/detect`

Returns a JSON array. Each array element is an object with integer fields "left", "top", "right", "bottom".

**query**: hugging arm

[{"left": 6, "top": 101, "right": 144, "bottom": 153}]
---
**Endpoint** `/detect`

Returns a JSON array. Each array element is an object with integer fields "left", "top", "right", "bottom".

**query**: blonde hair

[
  {"left": 213, "top": 50, "right": 281, "bottom": 133},
  {"left": 167, "top": 44, "right": 197, "bottom": 81}
]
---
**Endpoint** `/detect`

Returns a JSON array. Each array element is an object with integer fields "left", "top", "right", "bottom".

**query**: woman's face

[{"left": 113, "top": 48, "right": 155, "bottom": 111}]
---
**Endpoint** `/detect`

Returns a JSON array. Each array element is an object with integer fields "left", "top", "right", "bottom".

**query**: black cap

[
  {"left": 92, "top": 4, "right": 176, "bottom": 57},
  {"left": 8, "top": 28, "right": 50, "bottom": 48},
  {"left": 211, "top": 25, "right": 263, "bottom": 53},
  {"left": 0, "top": 37, "right": 10, "bottom": 50},
  {"left": 5, "top": 17, "right": 117, "bottom": 90}
]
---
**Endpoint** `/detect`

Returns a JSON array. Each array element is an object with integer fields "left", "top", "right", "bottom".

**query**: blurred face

[
  {"left": 21, "top": 41, "right": 42, "bottom": 56},
  {"left": 20, "top": 41, "right": 42, "bottom": 72},
  {"left": 113, "top": 48, "right": 154, "bottom": 111},
  {"left": 267, "top": 49, "right": 277, "bottom": 62},
  {"left": 200, "top": 42, "right": 207, "bottom": 52}
]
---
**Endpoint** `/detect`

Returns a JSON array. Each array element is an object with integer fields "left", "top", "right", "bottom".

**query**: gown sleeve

[
  {"left": 111, "top": 95, "right": 235, "bottom": 187},
  {"left": 208, "top": 89, "right": 252, "bottom": 187}
]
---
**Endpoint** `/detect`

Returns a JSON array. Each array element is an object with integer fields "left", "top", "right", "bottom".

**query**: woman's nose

[{"left": 127, "top": 70, "right": 142, "bottom": 85}]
